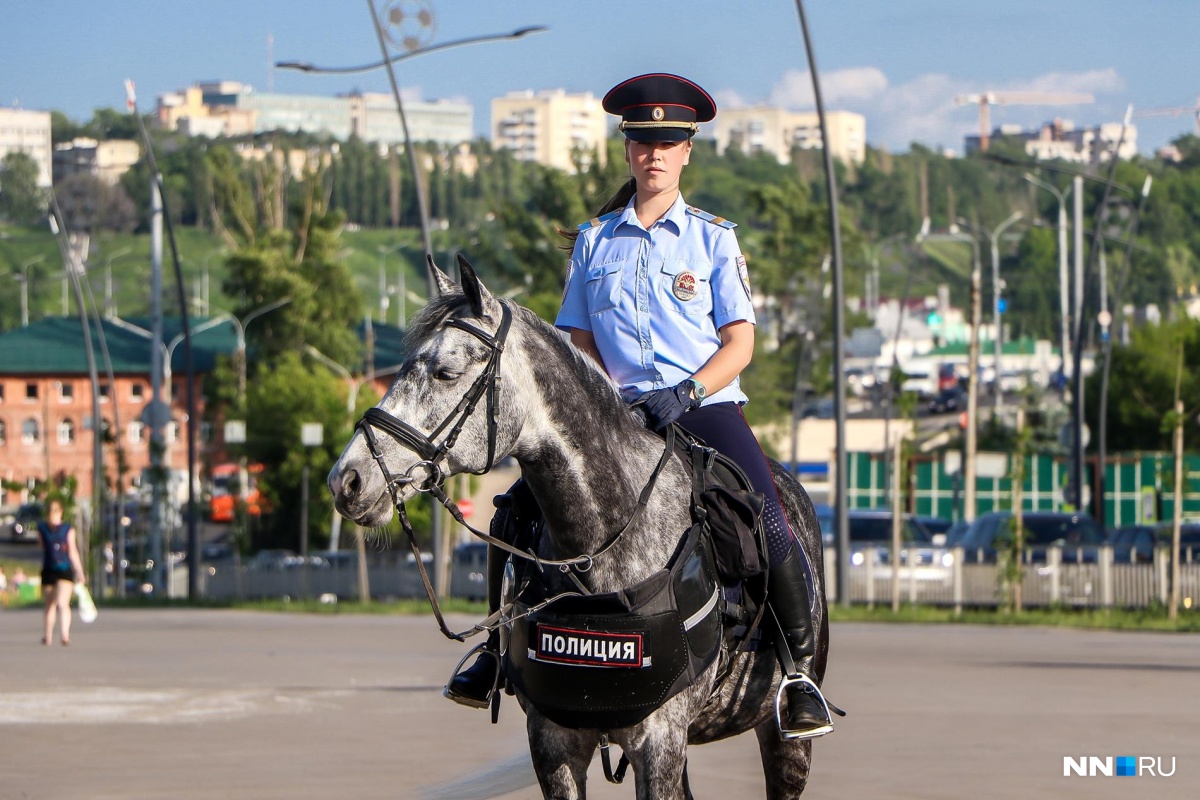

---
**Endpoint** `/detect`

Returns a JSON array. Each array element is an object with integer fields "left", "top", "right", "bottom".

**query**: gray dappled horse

[{"left": 328, "top": 256, "right": 830, "bottom": 799}]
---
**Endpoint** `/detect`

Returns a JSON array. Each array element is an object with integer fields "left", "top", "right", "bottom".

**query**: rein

[{"left": 355, "top": 304, "right": 678, "bottom": 640}]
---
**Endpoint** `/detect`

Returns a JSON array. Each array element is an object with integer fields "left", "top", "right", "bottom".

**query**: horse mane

[{"left": 403, "top": 293, "right": 642, "bottom": 436}]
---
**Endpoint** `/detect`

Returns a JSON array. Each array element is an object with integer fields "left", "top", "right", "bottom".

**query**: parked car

[
  {"left": 246, "top": 549, "right": 298, "bottom": 571},
  {"left": 915, "top": 515, "right": 954, "bottom": 545},
  {"left": 900, "top": 373, "right": 937, "bottom": 399},
  {"left": 942, "top": 520, "right": 970, "bottom": 548},
  {"left": 1107, "top": 525, "right": 1156, "bottom": 563},
  {"left": 800, "top": 398, "right": 834, "bottom": 419},
  {"left": 8, "top": 502, "right": 43, "bottom": 542},
  {"left": 926, "top": 387, "right": 967, "bottom": 415},
  {"left": 838, "top": 510, "right": 946, "bottom": 568},
  {"left": 957, "top": 511, "right": 1107, "bottom": 563}
]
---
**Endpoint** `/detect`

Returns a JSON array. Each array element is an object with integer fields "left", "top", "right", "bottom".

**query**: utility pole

[
  {"left": 965, "top": 237, "right": 981, "bottom": 523},
  {"left": 149, "top": 177, "right": 167, "bottom": 596}
]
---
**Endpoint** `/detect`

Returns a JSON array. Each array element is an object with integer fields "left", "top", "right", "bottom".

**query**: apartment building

[
  {"left": 491, "top": 90, "right": 608, "bottom": 173},
  {"left": 53, "top": 138, "right": 141, "bottom": 185},
  {"left": 712, "top": 107, "right": 867, "bottom": 165},
  {"left": 0, "top": 107, "right": 53, "bottom": 188},
  {"left": 965, "top": 119, "right": 1139, "bottom": 162},
  {"left": 157, "top": 82, "right": 473, "bottom": 147}
]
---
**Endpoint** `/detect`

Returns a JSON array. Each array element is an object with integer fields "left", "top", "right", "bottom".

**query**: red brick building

[{"left": 0, "top": 316, "right": 406, "bottom": 509}]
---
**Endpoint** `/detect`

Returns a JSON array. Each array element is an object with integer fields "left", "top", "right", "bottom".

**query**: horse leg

[
  {"left": 527, "top": 712, "right": 596, "bottom": 800},
  {"left": 619, "top": 726, "right": 689, "bottom": 800},
  {"left": 755, "top": 720, "right": 813, "bottom": 799}
]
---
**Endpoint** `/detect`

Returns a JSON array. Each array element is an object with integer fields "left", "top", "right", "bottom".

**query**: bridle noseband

[
  {"left": 348, "top": 300, "right": 674, "bottom": 641},
  {"left": 357, "top": 304, "right": 512, "bottom": 498}
]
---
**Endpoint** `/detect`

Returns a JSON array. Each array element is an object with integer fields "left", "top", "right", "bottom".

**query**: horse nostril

[{"left": 344, "top": 469, "right": 362, "bottom": 500}]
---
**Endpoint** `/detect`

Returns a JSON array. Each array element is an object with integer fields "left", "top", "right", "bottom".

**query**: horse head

[{"left": 328, "top": 254, "right": 523, "bottom": 528}]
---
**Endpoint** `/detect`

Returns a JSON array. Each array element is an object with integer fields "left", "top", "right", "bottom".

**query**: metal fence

[
  {"left": 199, "top": 549, "right": 488, "bottom": 602},
  {"left": 824, "top": 545, "right": 1200, "bottom": 610}
]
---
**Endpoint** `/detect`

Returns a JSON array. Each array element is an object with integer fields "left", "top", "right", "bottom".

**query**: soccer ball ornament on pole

[{"left": 382, "top": 0, "right": 436, "bottom": 52}]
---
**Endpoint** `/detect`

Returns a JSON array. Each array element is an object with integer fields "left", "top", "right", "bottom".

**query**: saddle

[{"left": 499, "top": 427, "right": 768, "bottom": 730}]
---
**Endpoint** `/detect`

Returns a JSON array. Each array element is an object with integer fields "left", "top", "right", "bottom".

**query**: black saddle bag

[
  {"left": 504, "top": 522, "right": 723, "bottom": 730},
  {"left": 686, "top": 437, "right": 767, "bottom": 584}
]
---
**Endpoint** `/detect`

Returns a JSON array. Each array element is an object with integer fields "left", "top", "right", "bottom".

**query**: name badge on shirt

[{"left": 672, "top": 271, "right": 698, "bottom": 301}]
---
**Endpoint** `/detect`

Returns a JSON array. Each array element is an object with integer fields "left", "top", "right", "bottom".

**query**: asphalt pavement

[{"left": 1, "top": 608, "right": 1196, "bottom": 799}]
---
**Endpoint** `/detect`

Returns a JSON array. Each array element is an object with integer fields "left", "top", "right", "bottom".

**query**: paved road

[{"left": 1, "top": 608, "right": 1196, "bottom": 799}]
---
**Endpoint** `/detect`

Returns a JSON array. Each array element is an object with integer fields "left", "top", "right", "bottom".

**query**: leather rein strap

[{"left": 354, "top": 304, "right": 677, "bottom": 640}]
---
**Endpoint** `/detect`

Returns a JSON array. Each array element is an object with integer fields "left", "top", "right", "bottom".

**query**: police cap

[{"left": 602, "top": 73, "right": 716, "bottom": 142}]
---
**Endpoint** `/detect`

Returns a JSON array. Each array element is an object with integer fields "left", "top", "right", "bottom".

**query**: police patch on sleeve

[{"left": 736, "top": 255, "right": 752, "bottom": 301}]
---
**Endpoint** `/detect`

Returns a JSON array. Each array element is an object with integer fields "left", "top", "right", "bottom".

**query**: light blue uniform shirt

[{"left": 556, "top": 194, "right": 756, "bottom": 406}]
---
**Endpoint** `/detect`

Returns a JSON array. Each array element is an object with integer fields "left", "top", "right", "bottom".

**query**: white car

[{"left": 900, "top": 373, "right": 936, "bottom": 398}]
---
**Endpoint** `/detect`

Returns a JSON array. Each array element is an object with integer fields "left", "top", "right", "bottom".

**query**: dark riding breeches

[{"left": 676, "top": 402, "right": 798, "bottom": 568}]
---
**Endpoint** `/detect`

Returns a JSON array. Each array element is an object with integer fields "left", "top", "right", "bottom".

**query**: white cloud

[
  {"left": 752, "top": 67, "right": 1127, "bottom": 151},
  {"left": 768, "top": 67, "right": 889, "bottom": 109}
]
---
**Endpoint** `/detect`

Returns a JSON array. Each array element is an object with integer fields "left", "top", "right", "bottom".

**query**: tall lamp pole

[
  {"left": 15, "top": 255, "right": 45, "bottom": 327},
  {"left": 1024, "top": 174, "right": 1073, "bottom": 385},
  {"left": 958, "top": 213, "right": 1022, "bottom": 418},
  {"left": 279, "top": 15, "right": 548, "bottom": 295},
  {"left": 101, "top": 246, "right": 133, "bottom": 319},
  {"left": 920, "top": 225, "right": 982, "bottom": 522}
]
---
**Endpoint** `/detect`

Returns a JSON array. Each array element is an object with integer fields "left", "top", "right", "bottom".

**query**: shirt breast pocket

[
  {"left": 585, "top": 260, "right": 623, "bottom": 314},
  {"left": 659, "top": 260, "right": 713, "bottom": 317}
]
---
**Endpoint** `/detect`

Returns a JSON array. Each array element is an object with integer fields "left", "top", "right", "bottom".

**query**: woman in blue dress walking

[{"left": 38, "top": 498, "right": 85, "bottom": 646}]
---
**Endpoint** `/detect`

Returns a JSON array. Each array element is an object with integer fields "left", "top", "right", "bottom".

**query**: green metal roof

[
  {"left": 0, "top": 316, "right": 407, "bottom": 376},
  {"left": 928, "top": 337, "right": 1049, "bottom": 358}
]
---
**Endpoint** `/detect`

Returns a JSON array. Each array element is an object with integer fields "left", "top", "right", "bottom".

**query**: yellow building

[
  {"left": 53, "top": 138, "right": 141, "bottom": 185},
  {"left": 491, "top": 90, "right": 608, "bottom": 173},
  {"left": 712, "top": 107, "right": 866, "bottom": 165}
]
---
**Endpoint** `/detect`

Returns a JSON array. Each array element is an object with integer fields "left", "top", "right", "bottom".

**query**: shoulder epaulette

[
  {"left": 686, "top": 206, "right": 737, "bottom": 229},
  {"left": 577, "top": 210, "right": 622, "bottom": 231}
]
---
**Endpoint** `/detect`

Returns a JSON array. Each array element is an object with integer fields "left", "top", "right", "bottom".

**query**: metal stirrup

[{"left": 774, "top": 674, "right": 835, "bottom": 741}]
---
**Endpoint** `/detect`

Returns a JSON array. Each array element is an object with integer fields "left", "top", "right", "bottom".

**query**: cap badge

[
  {"left": 651, "top": 106, "right": 665, "bottom": 121},
  {"left": 672, "top": 271, "right": 698, "bottom": 301}
]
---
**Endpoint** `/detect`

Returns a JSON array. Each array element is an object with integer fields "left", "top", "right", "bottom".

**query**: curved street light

[
  {"left": 276, "top": 26, "right": 548, "bottom": 75},
  {"left": 919, "top": 223, "right": 981, "bottom": 523},
  {"left": 957, "top": 212, "right": 1023, "bottom": 418},
  {"left": 279, "top": 14, "right": 548, "bottom": 302},
  {"left": 304, "top": 344, "right": 405, "bottom": 553},
  {"left": 1023, "top": 174, "right": 1073, "bottom": 384},
  {"left": 15, "top": 255, "right": 46, "bottom": 327}
]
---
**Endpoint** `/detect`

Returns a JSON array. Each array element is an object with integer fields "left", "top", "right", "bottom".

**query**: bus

[{"left": 209, "top": 462, "right": 264, "bottom": 523}]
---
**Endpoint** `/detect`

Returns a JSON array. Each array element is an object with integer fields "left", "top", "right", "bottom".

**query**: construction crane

[
  {"left": 954, "top": 91, "right": 1095, "bottom": 151},
  {"left": 1134, "top": 99, "right": 1200, "bottom": 135}
]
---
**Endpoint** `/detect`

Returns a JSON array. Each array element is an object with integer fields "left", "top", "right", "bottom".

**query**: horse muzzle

[{"left": 328, "top": 464, "right": 402, "bottom": 527}]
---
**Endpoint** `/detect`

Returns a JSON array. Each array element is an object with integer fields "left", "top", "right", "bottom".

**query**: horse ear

[
  {"left": 428, "top": 254, "right": 458, "bottom": 296},
  {"left": 457, "top": 253, "right": 496, "bottom": 318}
]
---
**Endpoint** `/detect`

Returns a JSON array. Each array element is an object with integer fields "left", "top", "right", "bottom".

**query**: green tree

[
  {"left": 241, "top": 351, "right": 357, "bottom": 551},
  {"left": 0, "top": 152, "right": 46, "bottom": 225}
]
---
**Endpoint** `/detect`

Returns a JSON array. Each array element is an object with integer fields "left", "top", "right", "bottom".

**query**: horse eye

[{"left": 434, "top": 368, "right": 462, "bottom": 381}]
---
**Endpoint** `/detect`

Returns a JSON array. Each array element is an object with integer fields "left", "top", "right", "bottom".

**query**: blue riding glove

[{"left": 641, "top": 382, "right": 703, "bottom": 431}]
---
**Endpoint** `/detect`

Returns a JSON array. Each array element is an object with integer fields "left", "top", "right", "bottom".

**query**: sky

[{"left": 2, "top": 0, "right": 1197, "bottom": 155}]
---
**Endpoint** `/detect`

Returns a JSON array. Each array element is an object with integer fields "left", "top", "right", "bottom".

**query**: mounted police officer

[{"left": 445, "top": 73, "right": 835, "bottom": 741}]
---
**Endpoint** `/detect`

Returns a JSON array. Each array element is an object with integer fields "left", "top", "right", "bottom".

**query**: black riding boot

[
  {"left": 768, "top": 547, "right": 835, "bottom": 740},
  {"left": 444, "top": 539, "right": 505, "bottom": 708}
]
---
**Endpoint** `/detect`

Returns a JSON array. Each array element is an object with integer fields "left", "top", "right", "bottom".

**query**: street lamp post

[
  {"left": 958, "top": 213, "right": 1022, "bottom": 418},
  {"left": 101, "top": 247, "right": 133, "bottom": 319},
  {"left": 304, "top": 345, "right": 405, "bottom": 551},
  {"left": 1024, "top": 174, "right": 1073, "bottom": 386},
  {"left": 920, "top": 225, "right": 981, "bottom": 522},
  {"left": 15, "top": 255, "right": 45, "bottom": 327},
  {"left": 278, "top": 16, "right": 547, "bottom": 296}
]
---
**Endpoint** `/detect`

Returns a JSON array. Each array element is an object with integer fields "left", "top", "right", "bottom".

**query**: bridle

[
  {"left": 349, "top": 300, "right": 676, "bottom": 642},
  {"left": 357, "top": 303, "right": 512, "bottom": 498}
]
